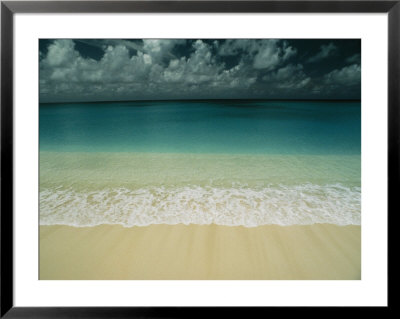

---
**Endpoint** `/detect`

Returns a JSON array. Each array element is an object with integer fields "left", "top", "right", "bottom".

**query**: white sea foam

[{"left": 39, "top": 184, "right": 361, "bottom": 227}]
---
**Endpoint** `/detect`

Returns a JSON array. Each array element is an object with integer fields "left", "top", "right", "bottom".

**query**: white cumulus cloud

[
  {"left": 324, "top": 64, "right": 361, "bottom": 86},
  {"left": 307, "top": 42, "right": 337, "bottom": 63}
]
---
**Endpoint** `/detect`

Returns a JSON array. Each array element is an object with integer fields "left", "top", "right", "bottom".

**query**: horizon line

[{"left": 39, "top": 98, "right": 362, "bottom": 105}]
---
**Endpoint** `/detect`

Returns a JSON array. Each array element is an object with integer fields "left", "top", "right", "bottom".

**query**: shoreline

[
  {"left": 39, "top": 150, "right": 362, "bottom": 158},
  {"left": 40, "top": 223, "right": 361, "bottom": 280}
]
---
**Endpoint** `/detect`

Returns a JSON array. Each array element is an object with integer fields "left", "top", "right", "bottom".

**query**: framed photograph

[{"left": 1, "top": 0, "right": 395, "bottom": 316}]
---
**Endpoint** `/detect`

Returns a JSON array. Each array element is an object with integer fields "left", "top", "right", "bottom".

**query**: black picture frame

[{"left": 1, "top": 0, "right": 396, "bottom": 317}]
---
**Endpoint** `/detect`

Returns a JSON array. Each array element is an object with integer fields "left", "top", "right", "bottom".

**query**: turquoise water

[
  {"left": 39, "top": 100, "right": 361, "bottom": 227},
  {"left": 39, "top": 100, "right": 361, "bottom": 155}
]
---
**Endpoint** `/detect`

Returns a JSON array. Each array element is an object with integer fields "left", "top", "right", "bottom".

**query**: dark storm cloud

[{"left": 39, "top": 39, "right": 361, "bottom": 102}]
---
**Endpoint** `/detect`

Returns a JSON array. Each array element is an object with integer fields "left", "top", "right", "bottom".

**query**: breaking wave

[{"left": 40, "top": 184, "right": 361, "bottom": 227}]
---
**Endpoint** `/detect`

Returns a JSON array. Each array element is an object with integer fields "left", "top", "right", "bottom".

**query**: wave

[{"left": 39, "top": 184, "right": 361, "bottom": 227}]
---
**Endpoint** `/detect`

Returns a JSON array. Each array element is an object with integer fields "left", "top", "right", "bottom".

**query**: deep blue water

[{"left": 39, "top": 100, "right": 361, "bottom": 155}]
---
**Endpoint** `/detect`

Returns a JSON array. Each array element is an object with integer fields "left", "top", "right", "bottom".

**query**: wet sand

[{"left": 39, "top": 224, "right": 361, "bottom": 280}]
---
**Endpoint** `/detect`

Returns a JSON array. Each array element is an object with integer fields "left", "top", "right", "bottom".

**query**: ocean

[{"left": 39, "top": 100, "right": 361, "bottom": 227}]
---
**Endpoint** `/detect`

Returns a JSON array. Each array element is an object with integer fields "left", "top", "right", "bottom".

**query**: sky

[{"left": 39, "top": 39, "right": 361, "bottom": 102}]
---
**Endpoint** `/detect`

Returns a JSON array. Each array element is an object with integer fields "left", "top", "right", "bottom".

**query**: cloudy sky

[{"left": 39, "top": 39, "right": 361, "bottom": 102}]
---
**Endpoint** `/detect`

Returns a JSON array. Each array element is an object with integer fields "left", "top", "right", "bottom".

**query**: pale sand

[{"left": 39, "top": 224, "right": 361, "bottom": 280}]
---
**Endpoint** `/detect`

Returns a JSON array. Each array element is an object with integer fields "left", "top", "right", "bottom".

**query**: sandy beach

[{"left": 40, "top": 224, "right": 361, "bottom": 280}]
